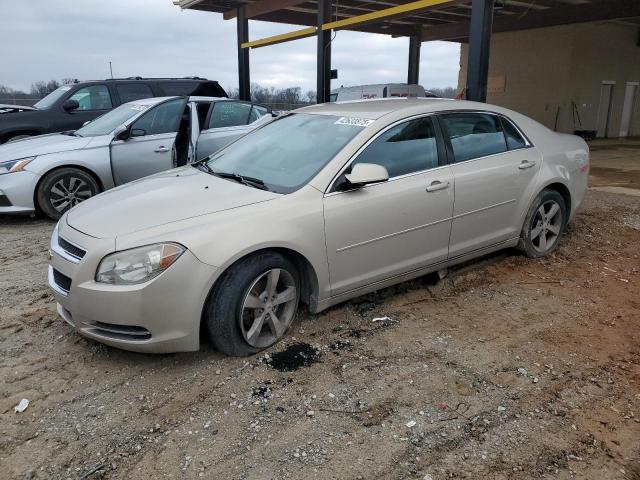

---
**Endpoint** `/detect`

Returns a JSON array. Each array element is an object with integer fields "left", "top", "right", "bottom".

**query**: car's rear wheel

[
  {"left": 518, "top": 189, "right": 567, "bottom": 258},
  {"left": 204, "top": 252, "right": 300, "bottom": 356},
  {"left": 36, "top": 168, "right": 100, "bottom": 220}
]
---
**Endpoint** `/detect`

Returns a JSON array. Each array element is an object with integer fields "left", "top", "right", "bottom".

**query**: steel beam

[
  {"left": 317, "top": 0, "right": 332, "bottom": 103},
  {"left": 241, "top": 27, "right": 317, "bottom": 48},
  {"left": 237, "top": 8, "right": 251, "bottom": 101},
  {"left": 466, "top": 0, "right": 493, "bottom": 102},
  {"left": 407, "top": 35, "right": 421, "bottom": 84}
]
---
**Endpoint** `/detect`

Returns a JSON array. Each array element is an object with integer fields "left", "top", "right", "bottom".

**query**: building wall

[{"left": 457, "top": 22, "right": 640, "bottom": 137}]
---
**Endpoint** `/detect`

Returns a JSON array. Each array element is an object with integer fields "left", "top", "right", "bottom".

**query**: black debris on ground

[{"left": 267, "top": 342, "right": 321, "bottom": 372}]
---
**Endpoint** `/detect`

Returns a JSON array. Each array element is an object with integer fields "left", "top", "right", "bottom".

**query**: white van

[{"left": 329, "top": 84, "right": 436, "bottom": 102}]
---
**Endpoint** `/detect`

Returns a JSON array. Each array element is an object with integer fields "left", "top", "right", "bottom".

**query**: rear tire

[
  {"left": 204, "top": 252, "right": 300, "bottom": 357},
  {"left": 36, "top": 168, "right": 100, "bottom": 220},
  {"left": 518, "top": 189, "right": 567, "bottom": 258}
]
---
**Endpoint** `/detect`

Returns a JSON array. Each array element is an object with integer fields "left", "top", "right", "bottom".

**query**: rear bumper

[
  {"left": 0, "top": 170, "right": 39, "bottom": 213},
  {"left": 48, "top": 220, "right": 220, "bottom": 354}
]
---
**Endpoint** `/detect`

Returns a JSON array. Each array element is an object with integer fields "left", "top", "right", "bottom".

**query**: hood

[
  {"left": 0, "top": 133, "right": 92, "bottom": 163},
  {"left": 0, "top": 103, "right": 37, "bottom": 113},
  {"left": 66, "top": 166, "right": 281, "bottom": 238}
]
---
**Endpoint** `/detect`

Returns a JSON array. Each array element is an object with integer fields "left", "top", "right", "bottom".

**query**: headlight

[
  {"left": 0, "top": 156, "right": 36, "bottom": 175},
  {"left": 96, "top": 243, "right": 185, "bottom": 285}
]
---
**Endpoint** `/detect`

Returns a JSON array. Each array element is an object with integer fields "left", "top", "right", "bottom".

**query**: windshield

[
  {"left": 33, "top": 86, "right": 73, "bottom": 109},
  {"left": 205, "top": 113, "right": 364, "bottom": 193},
  {"left": 75, "top": 104, "right": 149, "bottom": 137}
]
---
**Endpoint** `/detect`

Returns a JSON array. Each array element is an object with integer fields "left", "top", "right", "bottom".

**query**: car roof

[
  {"left": 294, "top": 98, "right": 476, "bottom": 120},
  {"left": 125, "top": 96, "right": 228, "bottom": 107}
]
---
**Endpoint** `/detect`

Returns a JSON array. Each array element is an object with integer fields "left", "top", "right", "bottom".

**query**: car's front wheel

[
  {"left": 205, "top": 252, "right": 300, "bottom": 356},
  {"left": 36, "top": 168, "right": 100, "bottom": 220},
  {"left": 518, "top": 189, "right": 567, "bottom": 258}
]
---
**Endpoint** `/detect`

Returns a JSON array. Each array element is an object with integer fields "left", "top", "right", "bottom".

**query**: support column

[
  {"left": 316, "top": 0, "right": 332, "bottom": 104},
  {"left": 237, "top": 7, "right": 250, "bottom": 101},
  {"left": 466, "top": 0, "right": 494, "bottom": 102},
  {"left": 407, "top": 35, "right": 421, "bottom": 85}
]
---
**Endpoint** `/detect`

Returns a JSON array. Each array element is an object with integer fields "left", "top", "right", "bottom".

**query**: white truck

[{"left": 329, "top": 84, "right": 437, "bottom": 102}]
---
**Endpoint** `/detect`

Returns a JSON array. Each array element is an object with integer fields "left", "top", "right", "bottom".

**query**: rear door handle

[
  {"left": 154, "top": 146, "right": 170, "bottom": 153},
  {"left": 518, "top": 160, "right": 537, "bottom": 170},
  {"left": 426, "top": 180, "right": 450, "bottom": 192}
]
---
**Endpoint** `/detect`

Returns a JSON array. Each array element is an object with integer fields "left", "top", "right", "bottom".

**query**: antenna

[{"left": 109, "top": 61, "right": 113, "bottom": 79}]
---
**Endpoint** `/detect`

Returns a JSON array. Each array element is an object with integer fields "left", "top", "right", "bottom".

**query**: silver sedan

[
  {"left": 48, "top": 98, "right": 589, "bottom": 355},
  {"left": 0, "top": 96, "right": 272, "bottom": 219}
]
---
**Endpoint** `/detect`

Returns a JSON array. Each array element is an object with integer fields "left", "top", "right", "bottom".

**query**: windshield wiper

[
  {"left": 193, "top": 162, "right": 269, "bottom": 191},
  {"left": 213, "top": 171, "right": 269, "bottom": 191}
]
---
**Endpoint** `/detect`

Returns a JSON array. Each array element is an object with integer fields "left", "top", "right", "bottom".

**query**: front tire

[
  {"left": 36, "top": 168, "right": 100, "bottom": 220},
  {"left": 6, "top": 134, "right": 32, "bottom": 143},
  {"left": 518, "top": 189, "right": 567, "bottom": 258},
  {"left": 204, "top": 252, "right": 300, "bottom": 357}
]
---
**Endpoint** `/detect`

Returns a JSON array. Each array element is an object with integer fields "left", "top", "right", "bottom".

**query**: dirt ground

[{"left": 1, "top": 142, "right": 639, "bottom": 480}]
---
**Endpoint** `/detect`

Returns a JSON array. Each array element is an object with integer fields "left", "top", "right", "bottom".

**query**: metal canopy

[{"left": 176, "top": 0, "right": 640, "bottom": 42}]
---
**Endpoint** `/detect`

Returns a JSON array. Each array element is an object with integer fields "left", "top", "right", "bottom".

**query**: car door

[
  {"left": 53, "top": 84, "right": 114, "bottom": 131},
  {"left": 110, "top": 98, "right": 187, "bottom": 185},
  {"left": 323, "top": 115, "right": 454, "bottom": 296},
  {"left": 439, "top": 112, "right": 541, "bottom": 258},
  {"left": 195, "top": 102, "right": 267, "bottom": 159}
]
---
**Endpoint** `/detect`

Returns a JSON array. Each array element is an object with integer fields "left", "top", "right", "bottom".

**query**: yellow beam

[
  {"left": 241, "top": 26, "right": 317, "bottom": 49},
  {"left": 322, "top": 0, "right": 454, "bottom": 30}
]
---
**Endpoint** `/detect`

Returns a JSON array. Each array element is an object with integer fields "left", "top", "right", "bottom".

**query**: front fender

[{"left": 24, "top": 145, "right": 115, "bottom": 190}]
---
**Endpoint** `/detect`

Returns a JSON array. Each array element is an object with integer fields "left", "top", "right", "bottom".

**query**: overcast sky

[{"left": 0, "top": 0, "right": 461, "bottom": 94}]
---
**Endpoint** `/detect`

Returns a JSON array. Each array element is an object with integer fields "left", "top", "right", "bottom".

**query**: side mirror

[
  {"left": 130, "top": 128, "right": 146, "bottom": 138},
  {"left": 113, "top": 125, "right": 130, "bottom": 141},
  {"left": 62, "top": 99, "right": 79, "bottom": 112},
  {"left": 345, "top": 163, "right": 389, "bottom": 186}
]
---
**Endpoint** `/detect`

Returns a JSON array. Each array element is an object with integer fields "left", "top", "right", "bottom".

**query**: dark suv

[{"left": 0, "top": 77, "right": 227, "bottom": 144}]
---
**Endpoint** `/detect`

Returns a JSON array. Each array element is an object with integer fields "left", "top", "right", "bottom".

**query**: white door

[
  {"left": 196, "top": 101, "right": 254, "bottom": 159},
  {"left": 619, "top": 82, "right": 638, "bottom": 138},
  {"left": 323, "top": 116, "right": 454, "bottom": 296},
  {"left": 596, "top": 82, "right": 615, "bottom": 138},
  {"left": 439, "top": 112, "right": 542, "bottom": 258}
]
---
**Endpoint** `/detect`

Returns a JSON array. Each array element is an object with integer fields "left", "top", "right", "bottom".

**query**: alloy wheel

[
  {"left": 239, "top": 268, "right": 298, "bottom": 348},
  {"left": 49, "top": 176, "right": 94, "bottom": 213},
  {"left": 530, "top": 200, "right": 563, "bottom": 253}
]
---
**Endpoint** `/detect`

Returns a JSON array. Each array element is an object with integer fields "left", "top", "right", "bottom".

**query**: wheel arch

[
  {"left": 199, "top": 246, "right": 321, "bottom": 336},
  {"left": 33, "top": 164, "right": 104, "bottom": 212},
  {"left": 540, "top": 181, "right": 571, "bottom": 216}
]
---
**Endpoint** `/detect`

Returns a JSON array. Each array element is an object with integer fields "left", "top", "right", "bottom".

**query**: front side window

[
  {"left": 248, "top": 105, "right": 269, "bottom": 123},
  {"left": 116, "top": 83, "right": 154, "bottom": 103},
  {"left": 75, "top": 104, "right": 148, "bottom": 137},
  {"left": 208, "top": 102, "right": 251, "bottom": 129},
  {"left": 205, "top": 113, "right": 363, "bottom": 193},
  {"left": 440, "top": 112, "right": 507, "bottom": 162},
  {"left": 68, "top": 85, "right": 113, "bottom": 111},
  {"left": 351, "top": 116, "right": 439, "bottom": 178},
  {"left": 131, "top": 99, "right": 184, "bottom": 136}
]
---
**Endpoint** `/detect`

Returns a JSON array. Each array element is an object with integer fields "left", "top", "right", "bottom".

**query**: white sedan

[
  {"left": 0, "top": 96, "right": 273, "bottom": 218},
  {"left": 48, "top": 98, "right": 589, "bottom": 355}
]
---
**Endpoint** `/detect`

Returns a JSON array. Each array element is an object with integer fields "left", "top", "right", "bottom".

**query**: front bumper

[
  {"left": 48, "top": 220, "right": 220, "bottom": 353},
  {"left": 0, "top": 170, "right": 39, "bottom": 213}
]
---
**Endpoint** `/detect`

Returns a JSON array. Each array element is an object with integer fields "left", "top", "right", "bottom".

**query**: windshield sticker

[
  {"left": 130, "top": 105, "right": 149, "bottom": 111},
  {"left": 334, "top": 117, "right": 374, "bottom": 127}
]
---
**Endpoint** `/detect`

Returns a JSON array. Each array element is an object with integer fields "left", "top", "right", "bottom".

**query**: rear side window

[
  {"left": 501, "top": 117, "right": 528, "bottom": 150},
  {"left": 351, "top": 116, "right": 439, "bottom": 178},
  {"left": 440, "top": 113, "right": 507, "bottom": 162},
  {"left": 131, "top": 99, "right": 184, "bottom": 136},
  {"left": 208, "top": 102, "right": 251, "bottom": 129},
  {"left": 116, "top": 83, "right": 154, "bottom": 103},
  {"left": 160, "top": 82, "right": 198, "bottom": 96}
]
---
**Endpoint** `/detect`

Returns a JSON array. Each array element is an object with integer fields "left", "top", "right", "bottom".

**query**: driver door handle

[
  {"left": 154, "top": 146, "right": 170, "bottom": 153},
  {"left": 518, "top": 160, "right": 537, "bottom": 170},
  {"left": 426, "top": 180, "right": 450, "bottom": 192}
]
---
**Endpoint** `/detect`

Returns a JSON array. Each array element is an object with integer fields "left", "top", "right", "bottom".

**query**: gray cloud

[{"left": 1, "top": 0, "right": 460, "bottom": 94}]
